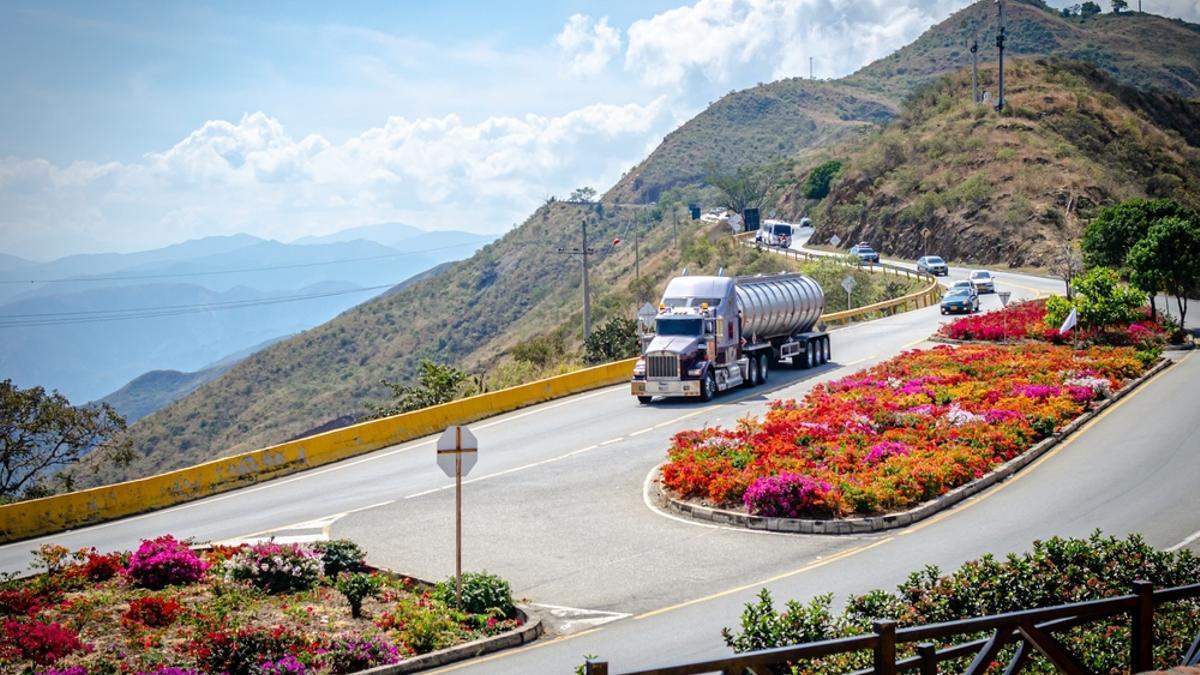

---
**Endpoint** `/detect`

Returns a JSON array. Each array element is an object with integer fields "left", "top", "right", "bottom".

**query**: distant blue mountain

[{"left": 0, "top": 223, "right": 496, "bottom": 402}]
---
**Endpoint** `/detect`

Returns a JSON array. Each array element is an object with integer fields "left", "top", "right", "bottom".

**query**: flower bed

[
  {"left": 937, "top": 297, "right": 1171, "bottom": 347},
  {"left": 0, "top": 537, "right": 522, "bottom": 674},
  {"left": 661, "top": 343, "right": 1148, "bottom": 518}
]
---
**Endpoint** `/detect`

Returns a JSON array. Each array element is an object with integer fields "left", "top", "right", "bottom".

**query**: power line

[
  {"left": 0, "top": 283, "right": 399, "bottom": 328},
  {"left": 0, "top": 242, "right": 476, "bottom": 285}
]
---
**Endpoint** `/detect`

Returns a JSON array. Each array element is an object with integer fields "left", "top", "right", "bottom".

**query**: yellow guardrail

[
  {"left": 735, "top": 233, "right": 944, "bottom": 324},
  {"left": 0, "top": 358, "right": 639, "bottom": 543}
]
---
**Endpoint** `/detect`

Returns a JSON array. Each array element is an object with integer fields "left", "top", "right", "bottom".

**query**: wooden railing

[{"left": 585, "top": 581, "right": 1200, "bottom": 675}]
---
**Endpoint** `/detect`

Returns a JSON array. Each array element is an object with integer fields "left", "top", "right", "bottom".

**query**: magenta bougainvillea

[{"left": 663, "top": 343, "right": 1145, "bottom": 517}]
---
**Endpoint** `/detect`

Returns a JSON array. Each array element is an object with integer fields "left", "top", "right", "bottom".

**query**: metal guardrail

[
  {"left": 585, "top": 581, "right": 1200, "bottom": 675},
  {"left": 732, "top": 234, "right": 944, "bottom": 325}
]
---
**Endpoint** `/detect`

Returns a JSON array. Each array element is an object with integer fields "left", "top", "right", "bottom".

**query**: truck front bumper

[{"left": 631, "top": 379, "right": 701, "bottom": 397}]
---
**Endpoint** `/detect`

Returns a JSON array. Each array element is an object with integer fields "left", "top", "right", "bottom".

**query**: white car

[{"left": 969, "top": 270, "right": 995, "bottom": 293}]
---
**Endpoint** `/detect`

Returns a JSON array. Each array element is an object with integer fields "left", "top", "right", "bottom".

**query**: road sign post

[
  {"left": 841, "top": 275, "right": 857, "bottom": 311},
  {"left": 997, "top": 290, "right": 1012, "bottom": 343},
  {"left": 921, "top": 227, "right": 931, "bottom": 257},
  {"left": 437, "top": 425, "right": 478, "bottom": 609}
]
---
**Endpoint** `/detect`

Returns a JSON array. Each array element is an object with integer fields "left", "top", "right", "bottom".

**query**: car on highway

[
  {"left": 940, "top": 287, "right": 980, "bottom": 315},
  {"left": 969, "top": 269, "right": 996, "bottom": 293},
  {"left": 849, "top": 243, "right": 880, "bottom": 264},
  {"left": 755, "top": 222, "right": 793, "bottom": 248},
  {"left": 950, "top": 279, "right": 979, "bottom": 299},
  {"left": 917, "top": 255, "right": 948, "bottom": 276}
]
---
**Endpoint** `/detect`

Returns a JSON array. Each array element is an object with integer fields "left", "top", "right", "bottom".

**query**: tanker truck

[{"left": 630, "top": 272, "right": 830, "bottom": 404}]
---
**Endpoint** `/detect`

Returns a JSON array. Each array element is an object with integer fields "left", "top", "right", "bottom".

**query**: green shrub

[
  {"left": 335, "top": 572, "right": 382, "bottom": 618},
  {"left": 433, "top": 571, "right": 514, "bottom": 616},
  {"left": 722, "top": 532, "right": 1200, "bottom": 673},
  {"left": 313, "top": 539, "right": 366, "bottom": 577}
]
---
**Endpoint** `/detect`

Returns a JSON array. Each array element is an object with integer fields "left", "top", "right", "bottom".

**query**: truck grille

[{"left": 647, "top": 354, "right": 680, "bottom": 379}]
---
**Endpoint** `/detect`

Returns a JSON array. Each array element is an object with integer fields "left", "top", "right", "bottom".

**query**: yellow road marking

[
  {"left": 425, "top": 627, "right": 607, "bottom": 674},
  {"left": 634, "top": 536, "right": 894, "bottom": 620}
]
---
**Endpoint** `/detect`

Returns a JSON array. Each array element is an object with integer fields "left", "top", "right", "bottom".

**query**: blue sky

[{"left": 2, "top": 0, "right": 1196, "bottom": 260}]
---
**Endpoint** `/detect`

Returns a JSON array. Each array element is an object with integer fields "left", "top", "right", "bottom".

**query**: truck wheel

[
  {"left": 700, "top": 372, "right": 716, "bottom": 402},
  {"left": 820, "top": 337, "right": 830, "bottom": 365},
  {"left": 758, "top": 353, "right": 769, "bottom": 384},
  {"left": 637, "top": 396, "right": 652, "bottom": 405},
  {"left": 746, "top": 358, "right": 759, "bottom": 387}
]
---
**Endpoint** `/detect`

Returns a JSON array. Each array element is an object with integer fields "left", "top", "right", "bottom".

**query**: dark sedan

[{"left": 940, "top": 288, "right": 980, "bottom": 315}]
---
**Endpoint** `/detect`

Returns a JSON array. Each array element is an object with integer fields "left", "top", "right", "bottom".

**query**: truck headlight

[{"left": 633, "top": 360, "right": 645, "bottom": 375}]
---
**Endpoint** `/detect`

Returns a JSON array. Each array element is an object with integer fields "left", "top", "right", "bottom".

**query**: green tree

[
  {"left": 1082, "top": 198, "right": 1198, "bottom": 316},
  {"left": 1110, "top": 0, "right": 1127, "bottom": 12},
  {"left": 801, "top": 160, "right": 843, "bottom": 200},
  {"left": 0, "top": 380, "right": 133, "bottom": 502},
  {"left": 511, "top": 332, "right": 566, "bottom": 367},
  {"left": 369, "top": 360, "right": 479, "bottom": 418},
  {"left": 1126, "top": 216, "right": 1200, "bottom": 330},
  {"left": 568, "top": 186, "right": 597, "bottom": 203},
  {"left": 1080, "top": 1, "right": 1102, "bottom": 16},
  {"left": 703, "top": 160, "right": 787, "bottom": 215},
  {"left": 584, "top": 316, "right": 639, "bottom": 365},
  {"left": 628, "top": 276, "right": 657, "bottom": 306}
]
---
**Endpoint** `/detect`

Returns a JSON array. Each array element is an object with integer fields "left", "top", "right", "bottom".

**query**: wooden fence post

[
  {"left": 917, "top": 642, "right": 938, "bottom": 675},
  {"left": 874, "top": 620, "right": 898, "bottom": 675},
  {"left": 1131, "top": 580, "right": 1154, "bottom": 672}
]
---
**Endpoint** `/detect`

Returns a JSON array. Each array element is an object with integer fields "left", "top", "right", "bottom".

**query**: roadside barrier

[
  {"left": 0, "top": 358, "right": 637, "bottom": 543},
  {"left": 0, "top": 234, "right": 941, "bottom": 543},
  {"left": 735, "top": 233, "right": 944, "bottom": 324}
]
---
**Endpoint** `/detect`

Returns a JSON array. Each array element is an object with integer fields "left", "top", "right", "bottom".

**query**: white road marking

[
  {"left": 1167, "top": 528, "right": 1200, "bottom": 552},
  {"left": 599, "top": 438, "right": 624, "bottom": 446},
  {"left": 529, "top": 603, "right": 631, "bottom": 633},
  {"left": 628, "top": 427, "right": 655, "bottom": 436}
]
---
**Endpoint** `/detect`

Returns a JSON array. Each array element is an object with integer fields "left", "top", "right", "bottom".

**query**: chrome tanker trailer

[{"left": 630, "top": 272, "right": 829, "bottom": 404}]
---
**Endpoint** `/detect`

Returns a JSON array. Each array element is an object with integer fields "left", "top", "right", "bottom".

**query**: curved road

[{"left": 1, "top": 248, "right": 1195, "bottom": 675}]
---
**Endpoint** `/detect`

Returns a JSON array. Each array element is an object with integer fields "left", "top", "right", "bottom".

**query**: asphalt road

[{"left": 2, "top": 247, "right": 1194, "bottom": 675}]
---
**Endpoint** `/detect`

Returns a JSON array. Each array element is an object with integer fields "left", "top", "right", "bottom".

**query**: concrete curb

[
  {"left": 365, "top": 605, "right": 542, "bottom": 674},
  {"left": 660, "top": 357, "right": 1173, "bottom": 535}
]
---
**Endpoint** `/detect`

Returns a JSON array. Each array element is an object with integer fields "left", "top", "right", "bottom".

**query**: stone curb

[
  {"left": 930, "top": 334, "right": 1195, "bottom": 351},
  {"left": 361, "top": 605, "right": 542, "bottom": 674},
  {"left": 355, "top": 569, "right": 544, "bottom": 674},
  {"left": 660, "top": 357, "right": 1173, "bottom": 535}
]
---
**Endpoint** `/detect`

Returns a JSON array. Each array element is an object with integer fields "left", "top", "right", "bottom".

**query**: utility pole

[
  {"left": 558, "top": 219, "right": 596, "bottom": 339},
  {"left": 995, "top": 0, "right": 1006, "bottom": 111},
  {"left": 634, "top": 220, "right": 641, "bottom": 279},
  {"left": 809, "top": 57, "right": 814, "bottom": 80},
  {"left": 970, "top": 24, "right": 979, "bottom": 104}
]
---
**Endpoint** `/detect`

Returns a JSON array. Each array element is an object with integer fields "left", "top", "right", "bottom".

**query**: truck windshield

[
  {"left": 661, "top": 298, "right": 721, "bottom": 309},
  {"left": 656, "top": 317, "right": 703, "bottom": 337}
]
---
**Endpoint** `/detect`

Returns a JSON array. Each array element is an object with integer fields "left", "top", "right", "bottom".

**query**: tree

[
  {"left": 1080, "top": 1, "right": 1102, "bottom": 16},
  {"left": 568, "top": 186, "right": 597, "bottom": 203},
  {"left": 1049, "top": 239, "right": 1085, "bottom": 301},
  {"left": 801, "top": 160, "right": 843, "bottom": 200},
  {"left": 1, "top": 380, "right": 132, "bottom": 502},
  {"left": 368, "top": 360, "right": 479, "bottom": 418},
  {"left": 1082, "top": 198, "right": 1198, "bottom": 317},
  {"left": 703, "top": 161, "right": 788, "bottom": 215},
  {"left": 1110, "top": 0, "right": 1128, "bottom": 12},
  {"left": 584, "top": 316, "right": 639, "bottom": 365},
  {"left": 1126, "top": 216, "right": 1200, "bottom": 330}
]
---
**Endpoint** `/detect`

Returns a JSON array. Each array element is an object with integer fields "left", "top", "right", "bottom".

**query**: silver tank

[{"left": 735, "top": 273, "right": 824, "bottom": 340}]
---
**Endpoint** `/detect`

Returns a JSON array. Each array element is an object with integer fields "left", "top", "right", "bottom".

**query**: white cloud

[
  {"left": 0, "top": 101, "right": 669, "bottom": 259},
  {"left": 555, "top": 14, "right": 622, "bottom": 76},
  {"left": 625, "top": 0, "right": 970, "bottom": 89}
]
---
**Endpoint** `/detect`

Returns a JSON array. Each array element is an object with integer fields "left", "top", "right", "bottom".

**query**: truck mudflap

[{"left": 631, "top": 379, "right": 702, "bottom": 397}]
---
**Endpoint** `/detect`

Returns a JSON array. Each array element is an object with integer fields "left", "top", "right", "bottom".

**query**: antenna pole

[{"left": 995, "top": 0, "right": 1006, "bottom": 111}]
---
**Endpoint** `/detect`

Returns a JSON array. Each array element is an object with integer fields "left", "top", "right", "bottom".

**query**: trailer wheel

[
  {"left": 700, "top": 372, "right": 716, "bottom": 402},
  {"left": 637, "top": 396, "right": 652, "bottom": 405},
  {"left": 823, "top": 337, "right": 831, "bottom": 364},
  {"left": 745, "top": 358, "right": 759, "bottom": 387},
  {"left": 758, "top": 353, "right": 769, "bottom": 384}
]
